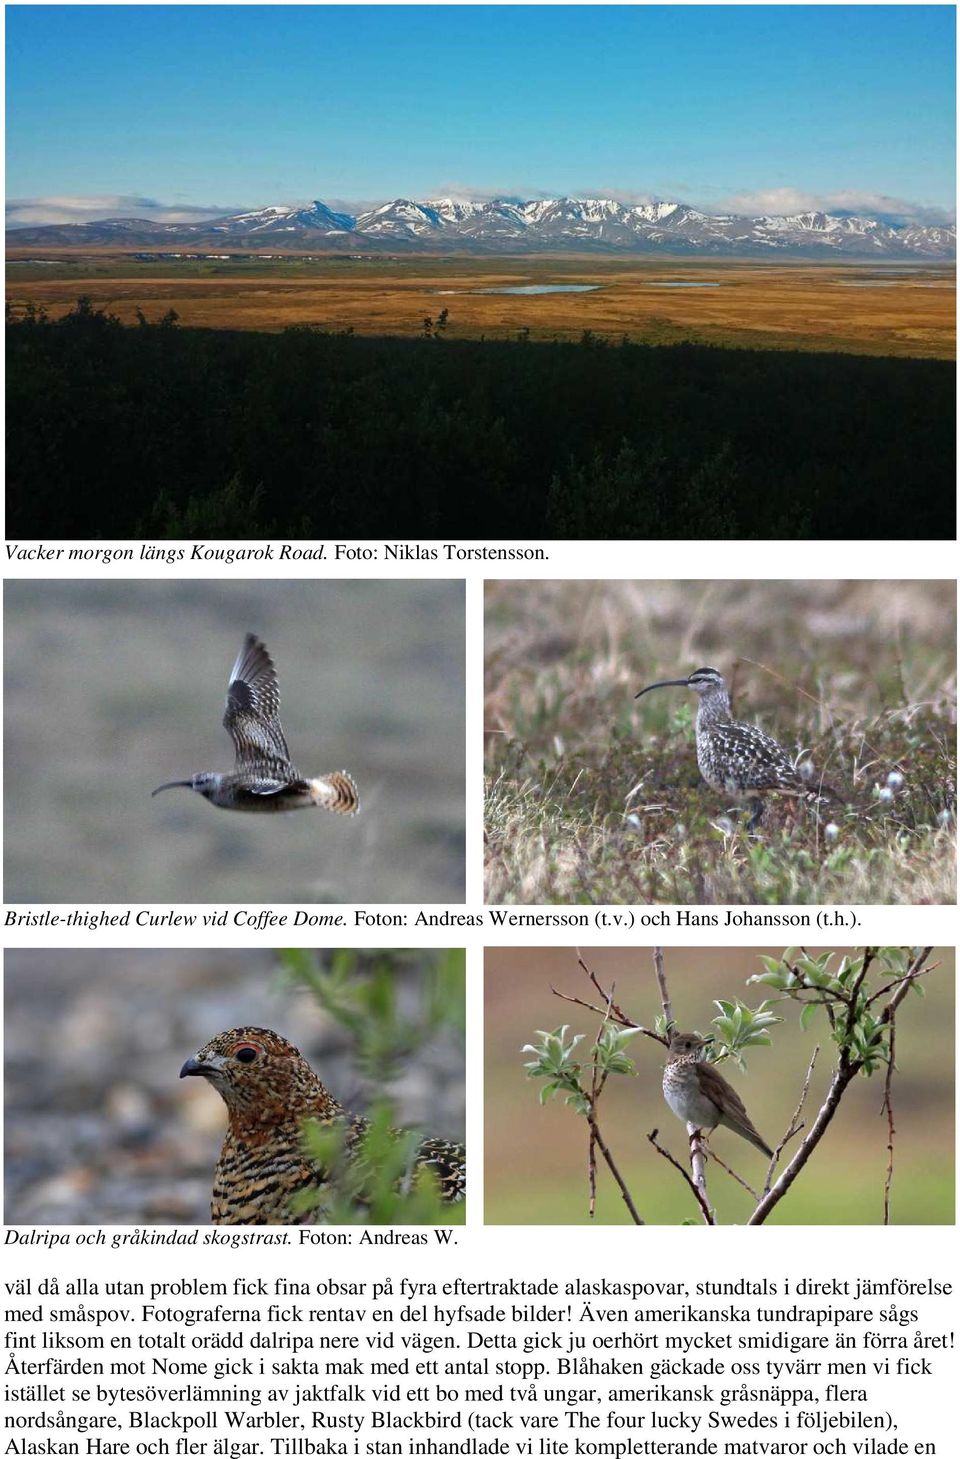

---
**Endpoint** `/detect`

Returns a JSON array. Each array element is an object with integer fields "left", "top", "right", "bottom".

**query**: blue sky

[{"left": 6, "top": 4, "right": 956, "bottom": 225}]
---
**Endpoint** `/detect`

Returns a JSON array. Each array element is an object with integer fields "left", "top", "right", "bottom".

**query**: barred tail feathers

[{"left": 310, "top": 771, "right": 360, "bottom": 816}]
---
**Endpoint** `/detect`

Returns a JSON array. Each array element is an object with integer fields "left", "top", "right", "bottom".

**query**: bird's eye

[{"left": 233, "top": 1045, "right": 259, "bottom": 1063}]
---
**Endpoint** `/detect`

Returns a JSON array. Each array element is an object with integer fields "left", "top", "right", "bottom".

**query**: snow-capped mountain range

[{"left": 8, "top": 196, "right": 956, "bottom": 257}]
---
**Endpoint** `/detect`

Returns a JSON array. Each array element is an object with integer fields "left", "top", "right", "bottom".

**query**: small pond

[{"left": 432, "top": 284, "right": 602, "bottom": 296}]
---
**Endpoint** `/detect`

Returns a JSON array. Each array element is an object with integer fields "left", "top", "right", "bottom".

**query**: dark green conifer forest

[{"left": 7, "top": 300, "right": 955, "bottom": 539}]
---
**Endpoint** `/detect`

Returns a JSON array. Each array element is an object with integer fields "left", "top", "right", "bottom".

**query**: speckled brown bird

[
  {"left": 181, "top": 1026, "right": 465, "bottom": 1223},
  {"left": 663, "top": 1030, "right": 773, "bottom": 1158},
  {"left": 635, "top": 666, "right": 838, "bottom": 831}
]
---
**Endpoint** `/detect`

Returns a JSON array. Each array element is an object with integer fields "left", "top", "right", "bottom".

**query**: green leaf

[
  {"left": 749, "top": 970, "right": 787, "bottom": 988},
  {"left": 758, "top": 955, "right": 786, "bottom": 976}
]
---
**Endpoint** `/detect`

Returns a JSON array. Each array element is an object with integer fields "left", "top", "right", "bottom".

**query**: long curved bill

[
  {"left": 635, "top": 677, "right": 692, "bottom": 699},
  {"left": 151, "top": 780, "right": 193, "bottom": 797}
]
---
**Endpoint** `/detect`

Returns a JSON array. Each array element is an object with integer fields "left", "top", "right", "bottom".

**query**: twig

[
  {"left": 591, "top": 1117, "right": 645, "bottom": 1224},
  {"left": 550, "top": 984, "right": 663, "bottom": 1042},
  {"left": 866, "top": 961, "right": 941, "bottom": 1008},
  {"left": 648, "top": 1129, "right": 714, "bottom": 1224},
  {"left": 749, "top": 1063, "right": 857, "bottom": 1224},
  {"left": 560, "top": 954, "right": 646, "bottom": 1225},
  {"left": 764, "top": 1046, "right": 819, "bottom": 1193},
  {"left": 587, "top": 1125, "right": 598, "bottom": 1219},
  {"left": 750, "top": 949, "right": 933, "bottom": 1224},
  {"left": 876, "top": 948, "right": 934, "bottom": 1027},
  {"left": 738, "top": 655, "right": 824, "bottom": 708},
  {"left": 842, "top": 949, "right": 875, "bottom": 1054},
  {"left": 881, "top": 1015, "right": 897, "bottom": 1226},
  {"left": 581, "top": 956, "right": 635, "bottom": 1027},
  {"left": 653, "top": 947, "right": 673, "bottom": 1026},
  {"left": 652, "top": 946, "right": 710, "bottom": 1214},
  {"left": 587, "top": 987, "right": 615, "bottom": 1219},
  {"left": 707, "top": 1148, "right": 759, "bottom": 1201}
]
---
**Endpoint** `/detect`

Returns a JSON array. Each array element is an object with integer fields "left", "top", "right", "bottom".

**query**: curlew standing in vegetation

[
  {"left": 152, "top": 633, "right": 359, "bottom": 815},
  {"left": 635, "top": 665, "right": 835, "bottom": 830}
]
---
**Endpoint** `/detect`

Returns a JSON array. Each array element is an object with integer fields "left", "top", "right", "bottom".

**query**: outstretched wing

[{"left": 223, "top": 634, "right": 296, "bottom": 777}]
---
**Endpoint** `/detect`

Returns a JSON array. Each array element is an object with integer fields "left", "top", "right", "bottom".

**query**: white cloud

[
  {"left": 715, "top": 186, "right": 955, "bottom": 226},
  {"left": 579, "top": 187, "right": 676, "bottom": 206},
  {"left": 5, "top": 195, "right": 240, "bottom": 227},
  {"left": 429, "top": 181, "right": 550, "bottom": 203}
]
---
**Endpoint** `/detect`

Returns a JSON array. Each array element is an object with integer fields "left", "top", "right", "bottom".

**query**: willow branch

[
  {"left": 653, "top": 946, "right": 673, "bottom": 1026},
  {"left": 550, "top": 957, "right": 646, "bottom": 1224},
  {"left": 748, "top": 1062, "right": 857, "bottom": 1224},
  {"left": 648, "top": 1128, "right": 714, "bottom": 1225},
  {"left": 876, "top": 948, "right": 934, "bottom": 1024},
  {"left": 708, "top": 1148, "right": 760, "bottom": 1201},
  {"left": 881, "top": 1016, "right": 897, "bottom": 1226},
  {"left": 551, "top": 984, "right": 635, "bottom": 1029},
  {"left": 843, "top": 948, "right": 875, "bottom": 1048},
  {"left": 687, "top": 1125, "right": 711, "bottom": 1213},
  {"left": 866, "top": 962, "right": 941, "bottom": 1008},
  {"left": 581, "top": 958, "right": 635, "bottom": 1027},
  {"left": 550, "top": 958, "right": 665, "bottom": 1046},
  {"left": 750, "top": 949, "right": 934, "bottom": 1225},
  {"left": 590, "top": 1115, "right": 645, "bottom": 1225},
  {"left": 587, "top": 989, "right": 614, "bottom": 1220},
  {"left": 764, "top": 1045, "right": 819, "bottom": 1194}
]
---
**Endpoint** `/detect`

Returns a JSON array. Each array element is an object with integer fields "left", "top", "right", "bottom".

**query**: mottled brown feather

[{"left": 182, "top": 1026, "right": 464, "bottom": 1224}]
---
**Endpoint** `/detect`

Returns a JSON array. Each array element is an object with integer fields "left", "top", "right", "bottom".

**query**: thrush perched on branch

[
  {"left": 662, "top": 1030, "right": 773, "bottom": 1158},
  {"left": 181, "top": 1026, "right": 465, "bottom": 1223}
]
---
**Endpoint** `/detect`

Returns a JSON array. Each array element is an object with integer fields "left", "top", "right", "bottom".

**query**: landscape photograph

[{"left": 6, "top": 4, "right": 956, "bottom": 539}]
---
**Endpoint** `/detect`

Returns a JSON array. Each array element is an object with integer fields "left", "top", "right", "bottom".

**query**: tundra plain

[{"left": 6, "top": 252, "right": 955, "bottom": 357}]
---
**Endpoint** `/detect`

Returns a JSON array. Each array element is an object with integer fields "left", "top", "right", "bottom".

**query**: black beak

[
  {"left": 179, "top": 1056, "right": 204, "bottom": 1079},
  {"left": 635, "top": 677, "right": 692, "bottom": 699},
  {"left": 152, "top": 781, "right": 192, "bottom": 797}
]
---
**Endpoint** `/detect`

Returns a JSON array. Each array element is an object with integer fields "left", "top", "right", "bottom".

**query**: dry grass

[
  {"left": 484, "top": 581, "right": 957, "bottom": 905},
  {"left": 6, "top": 254, "right": 955, "bottom": 357}
]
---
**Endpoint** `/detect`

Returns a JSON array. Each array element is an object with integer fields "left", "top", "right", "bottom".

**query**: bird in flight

[
  {"left": 181, "top": 1026, "right": 466, "bottom": 1223},
  {"left": 152, "top": 633, "right": 359, "bottom": 815}
]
